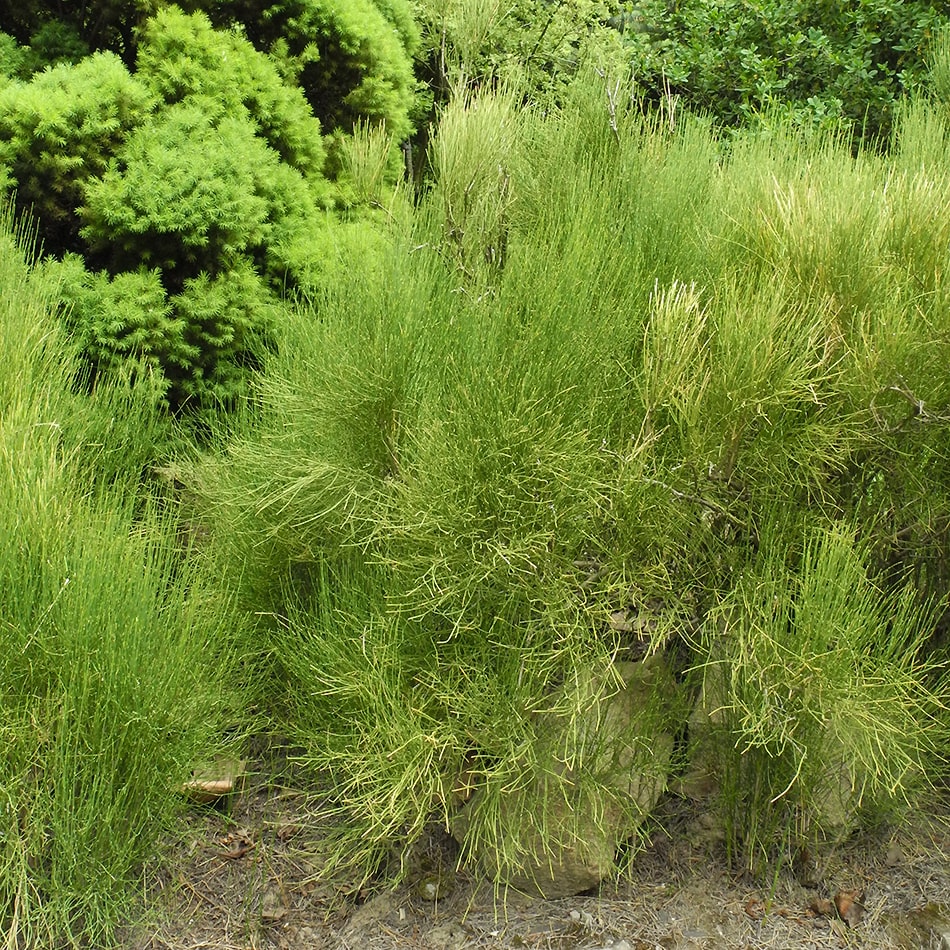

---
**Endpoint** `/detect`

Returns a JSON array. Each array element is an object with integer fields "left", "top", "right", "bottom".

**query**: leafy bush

[
  {"left": 620, "top": 0, "right": 949, "bottom": 143},
  {"left": 413, "top": 0, "right": 627, "bottom": 107},
  {"left": 83, "top": 108, "right": 268, "bottom": 268},
  {"left": 0, "top": 0, "right": 162, "bottom": 60},
  {"left": 0, "top": 4, "right": 415, "bottom": 410},
  {"left": 135, "top": 5, "right": 327, "bottom": 178}
]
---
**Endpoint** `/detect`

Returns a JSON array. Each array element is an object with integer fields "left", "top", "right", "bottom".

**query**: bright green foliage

[
  {"left": 620, "top": 0, "right": 948, "bottom": 142},
  {"left": 0, "top": 32, "right": 26, "bottom": 81},
  {"left": 73, "top": 101, "right": 295, "bottom": 406},
  {"left": 186, "top": 0, "right": 421, "bottom": 141},
  {"left": 0, "top": 8, "right": 340, "bottom": 409},
  {"left": 82, "top": 106, "right": 274, "bottom": 271},
  {"left": 271, "top": 0, "right": 419, "bottom": 140},
  {"left": 0, "top": 51, "right": 154, "bottom": 253},
  {"left": 135, "top": 6, "right": 326, "bottom": 177},
  {"left": 172, "top": 261, "right": 279, "bottom": 402},
  {"left": 931, "top": 26, "right": 950, "bottom": 105},
  {"left": 52, "top": 256, "right": 194, "bottom": 383},
  {"left": 0, "top": 5, "right": 414, "bottom": 409},
  {"left": 193, "top": 72, "right": 950, "bottom": 882},
  {"left": 698, "top": 527, "right": 948, "bottom": 872},
  {"left": 372, "top": 0, "right": 421, "bottom": 55},
  {"left": 0, "top": 204, "right": 240, "bottom": 945},
  {"left": 415, "top": 0, "right": 627, "bottom": 103}
]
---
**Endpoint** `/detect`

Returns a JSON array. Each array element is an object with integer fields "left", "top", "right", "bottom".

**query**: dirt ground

[{"left": 124, "top": 754, "right": 950, "bottom": 950}]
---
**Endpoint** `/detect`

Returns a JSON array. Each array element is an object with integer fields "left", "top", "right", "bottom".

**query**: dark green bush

[
  {"left": 0, "top": 20, "right": 90, "bottom": 78},
  {"left": 620, "top": 0, "right": 948, "bottom": 143},
  {"left": 184, "top": 0, "right": 421, "bottom": 142},
  {"left": 0, "top": 0, "right": 161, "bottom": 61}
]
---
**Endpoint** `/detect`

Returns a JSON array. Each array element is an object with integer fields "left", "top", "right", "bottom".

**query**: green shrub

[
  {"left": 0, "top": 6, "right": 416, "bottom": 410},
  {"left": 414, "top": 0, "right": 627, "bottom": 104},
  {"left": 0, "top": 51, "right": 154, "bottom": 254},
  {"left": 81, "top": 104, "right": 276, "bottom": 273},
  {"left": 135, "top": 5, "right": 327, "bottom": 178},
  {"left": 70, "top": 101, "right": 295, "bottom": 407},
  {"left": 186, "top": 0, "right": 421, "bottom": 142},
  {"left": 0, "top": 9, "right": 343, "bottom": 409},
  {"left": 0, "top": 0, "right": 161, "bottom": 60},
  {"left": 696, "top": 526, "right": 949, "bottom": 872},
  {"left": 193, "top": 72, "right": 950, "bottom": 882},
  {"left": 620, "top": 0, "right": 949, "bottom": 143},
  {"left": 0, "top": 203, "right": 241, "bottom": 946}
]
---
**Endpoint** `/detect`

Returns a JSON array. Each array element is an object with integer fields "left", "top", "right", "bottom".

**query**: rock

[
  {"left": 451, "top": 656, "right": 676, "bottom": 899},
  {"left": 425, "top": 921, "right": 468, "bottom": 948},
  {"left": 339, "top": 890, "right": 396, "bottom": 942},
  {"left": 261, "top": 884, "right": 288, "bottom": 921},
  {"left": 885, "top": 841, "right": 905, "bottom": 867},
  {"left": 885, "top": 903, "right": 950, "bottom": 949},
  {"left": 415, "top": 871, "right": 454, "bottom": 901}
]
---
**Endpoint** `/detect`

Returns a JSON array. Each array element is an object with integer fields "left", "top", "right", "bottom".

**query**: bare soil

[{"left": 124, "top": 753, "right": 950, "bottom": 950}]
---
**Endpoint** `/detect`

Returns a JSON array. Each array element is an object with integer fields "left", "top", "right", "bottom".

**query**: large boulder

[{"left": 451, "top": 656, "right": 677, "bottom": 898}]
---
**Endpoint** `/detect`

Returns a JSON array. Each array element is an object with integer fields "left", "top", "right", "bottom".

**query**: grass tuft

[{"left": 0, "top": 201, "right": 242, "bottom": 946}]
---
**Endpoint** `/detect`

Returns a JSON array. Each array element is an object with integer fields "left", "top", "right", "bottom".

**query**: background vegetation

[
  {"left": 620, "top": 0, "right": 947, "bottom": 143},
  {"left": 2, "top": 0, "right": 950, "bottom": 944}
]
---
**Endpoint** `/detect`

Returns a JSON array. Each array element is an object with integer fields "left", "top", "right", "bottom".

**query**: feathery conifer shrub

[
  {"left": 0, "top": 4, "right": 416, "bottom": 410},
  {"left": 0, "top": 10, "right": 325, "bottom": 409}
]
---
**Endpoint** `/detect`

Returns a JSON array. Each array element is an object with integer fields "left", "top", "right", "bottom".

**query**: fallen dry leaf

[
  {"left": 834, "top": 888, "right": 866, "bottom": 927},
  {"left": 217, "top": 843, "right": 254, "bottom": 860},
  {"left": 808, "top": 896, "right": 836, "bottom": 917},
  {"left": 744, "top": 898, "right": 765, "bottom": 920},
  {"left": 217, "top": 830, "right": 255, "bottom": 860}
]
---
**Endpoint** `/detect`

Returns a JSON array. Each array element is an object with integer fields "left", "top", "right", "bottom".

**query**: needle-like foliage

[
  {"left": 194, "top": 58, "right": 950, "bottom": 884},
  {"left": 0, "top": 204, "right": 242, "bottom": 945}
]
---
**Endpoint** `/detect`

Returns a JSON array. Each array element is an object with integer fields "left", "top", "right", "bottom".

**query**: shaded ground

[{"left": 125, "top": 755, "right": 950, "bottom": 950}]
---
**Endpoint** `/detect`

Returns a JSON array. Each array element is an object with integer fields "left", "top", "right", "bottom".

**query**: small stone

[
  {"left": 885, "top": 841, "right": 905, "bottom": 867},
  {"left": 416, "top": 872, "right": 452, "bottom": 901},
  {"left": 451, "top": 657, "right": 676, "bottom": 899},
  {"left": 426, "top": 921, "right": 467, "bottom": 949}
]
